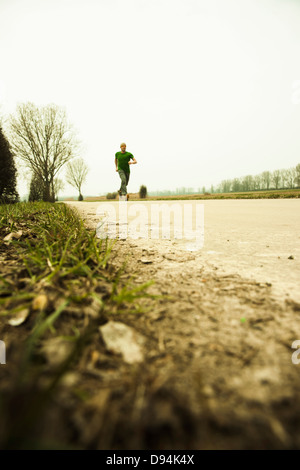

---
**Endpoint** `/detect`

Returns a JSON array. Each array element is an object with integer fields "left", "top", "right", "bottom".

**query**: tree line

[
  {"left": 217, "top": 166, "right": 300, "bottom": 194},
  {"left": 0, "top": 102, "right": 88, "bottom": 203},
  {"left": 149, "top": 165, "right": 300, "bottom": 196}
]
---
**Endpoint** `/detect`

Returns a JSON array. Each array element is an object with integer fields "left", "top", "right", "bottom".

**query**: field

[{"left": 75, "top": 188, "right": 300, "bottom": 202}]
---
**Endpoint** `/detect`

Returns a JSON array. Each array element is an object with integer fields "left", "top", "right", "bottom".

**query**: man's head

[{"left": 120, "top": 143, "right": 126, "bottom": 153}]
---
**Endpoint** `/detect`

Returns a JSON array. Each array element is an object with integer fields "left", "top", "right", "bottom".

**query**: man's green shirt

[{"left": 115, "top": 151, "right": 134, "bottom": 173}]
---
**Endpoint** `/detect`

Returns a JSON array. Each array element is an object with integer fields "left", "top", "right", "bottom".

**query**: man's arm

[
  {"left": 129, "top": 157, "right": 137, "bottom": 165},
  {"left": 115, "top": 157, "right": 118, "bottom": 171}
]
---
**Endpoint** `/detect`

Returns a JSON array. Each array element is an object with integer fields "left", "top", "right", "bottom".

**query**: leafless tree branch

[{"left": 8, "top": 102, "right": 79, "bottom": 201}]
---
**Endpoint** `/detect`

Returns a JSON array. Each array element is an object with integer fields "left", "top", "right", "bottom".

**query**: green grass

[
  {"left": 1, "top": 202, "right": 112, "bottom": 281},
  {"left": 0, "top": 201, "right": 156, "bottom": 449}
]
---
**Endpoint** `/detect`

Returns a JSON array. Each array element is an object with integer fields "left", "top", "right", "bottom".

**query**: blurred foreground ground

[
  {"left": 63, "top": 199, "right": 300, "bottom": 449},
  {"left": 1, "top": 200, "right": 300, "bottom": 449}
]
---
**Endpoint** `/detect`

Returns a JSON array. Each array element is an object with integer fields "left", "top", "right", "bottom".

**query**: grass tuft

[{"left": 0, "top": 201, "right": 154, "bottom": 449}]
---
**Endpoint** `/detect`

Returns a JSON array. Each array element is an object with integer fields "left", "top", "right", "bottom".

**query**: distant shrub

[
  {"left": 139, "top": 185, "right": 147, "bottom": 198},
  {"left": 106, "top": 192, "right": 117, "bottom": 200}
]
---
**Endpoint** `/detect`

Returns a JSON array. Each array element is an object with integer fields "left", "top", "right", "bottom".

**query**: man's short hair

[{"left": 120, "top": 142, "right": 126, "bottom": 147}]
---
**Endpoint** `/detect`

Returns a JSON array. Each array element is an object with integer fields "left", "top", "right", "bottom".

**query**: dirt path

[
  {"left": 64, "top": 200, "right": 300, "bottom": 449},
  {"left": 66, "top": 199, "right": 300, "bottom": 302}
]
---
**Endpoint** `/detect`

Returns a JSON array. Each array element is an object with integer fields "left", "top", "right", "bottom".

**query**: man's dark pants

[{"left": 118, "top": 170, "right": 130, "bottom": 195}]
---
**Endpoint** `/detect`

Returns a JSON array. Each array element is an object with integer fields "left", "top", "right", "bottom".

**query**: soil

[
  {"left": 63, "top": 199, "right": 300, "bottom": 449},
  {"left": 1, "top": 199, "right": 300, "bottom": 450}
]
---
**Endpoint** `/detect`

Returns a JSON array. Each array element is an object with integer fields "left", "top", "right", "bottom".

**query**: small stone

[
  {"left": 99, "top": 321, "right": 144, "bottom": 364},
  {"left": 140, "top": 258, "right": 153, "bottom": 264},
  {"left": 40, "top": 337, "right": 73, "bottom": 367},
  {"left": 59, "top": 372, "right": 80, "bottom": 387},
  {"left": 202, "top": 385, "right": 214, "bottom": 397},
  {"left": 288, "top": 255, "right": 294, "bottom": 260}
]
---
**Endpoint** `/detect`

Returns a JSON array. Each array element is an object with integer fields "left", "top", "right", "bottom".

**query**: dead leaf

[
  {"left": 90, "top": 350, "right": 100, "bottom": 366},
  {"left": 47, "top": 258, "right": 54, "bottom": 271},
  {"left": 3, "top": 230, "right": 23, "bottom": 242},
  {"left": 8, "top": 308, "right": 30, "bottom": 326},
  {"left": 32, "top": 294, "right": 48, "bottom": 311}
]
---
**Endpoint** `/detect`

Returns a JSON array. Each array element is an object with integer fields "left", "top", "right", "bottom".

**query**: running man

[{"left": 115, "top": 143, "right": 137, "bottom": 199}]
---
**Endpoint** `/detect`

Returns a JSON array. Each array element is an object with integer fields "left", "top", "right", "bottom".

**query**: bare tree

[
  {"left": 295, "top": 164, "right": 300, "bottom": 188},
  {"left": 253, "top": 174, "right": 262, "bottom": 191},
  {"left": 232, "top": 178, "right": 241, "bottom": 192},
  {"left": 241, "top": 175, "right": 253, "bottom": 192},
  {"left": 280, "top": 169, "right": 289, "bottom": 189},
  {"left": 272, "top": 170, "right": 281, "bottom": 189},
  {"left": 9, "top": 102, "right": 78, "bottom": 201},
  {"left": 286, "top": 167, "right": 296, "bottom": 189},
  {"left": 221, "top": 180, "right": 231, "bottom": 193},
  {"left": 65, "top": 158, "right": 88, "bottom": 201},
  {"left": 53, "top": 177, "right": 65, "bottom": 201},
  {"left": 261, "top": 171, "right": 271, "bottom": 190}
]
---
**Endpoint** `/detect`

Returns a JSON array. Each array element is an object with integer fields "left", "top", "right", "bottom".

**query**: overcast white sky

[{"left": 1, "top": 0, "right": 300, "bottom": 196}]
